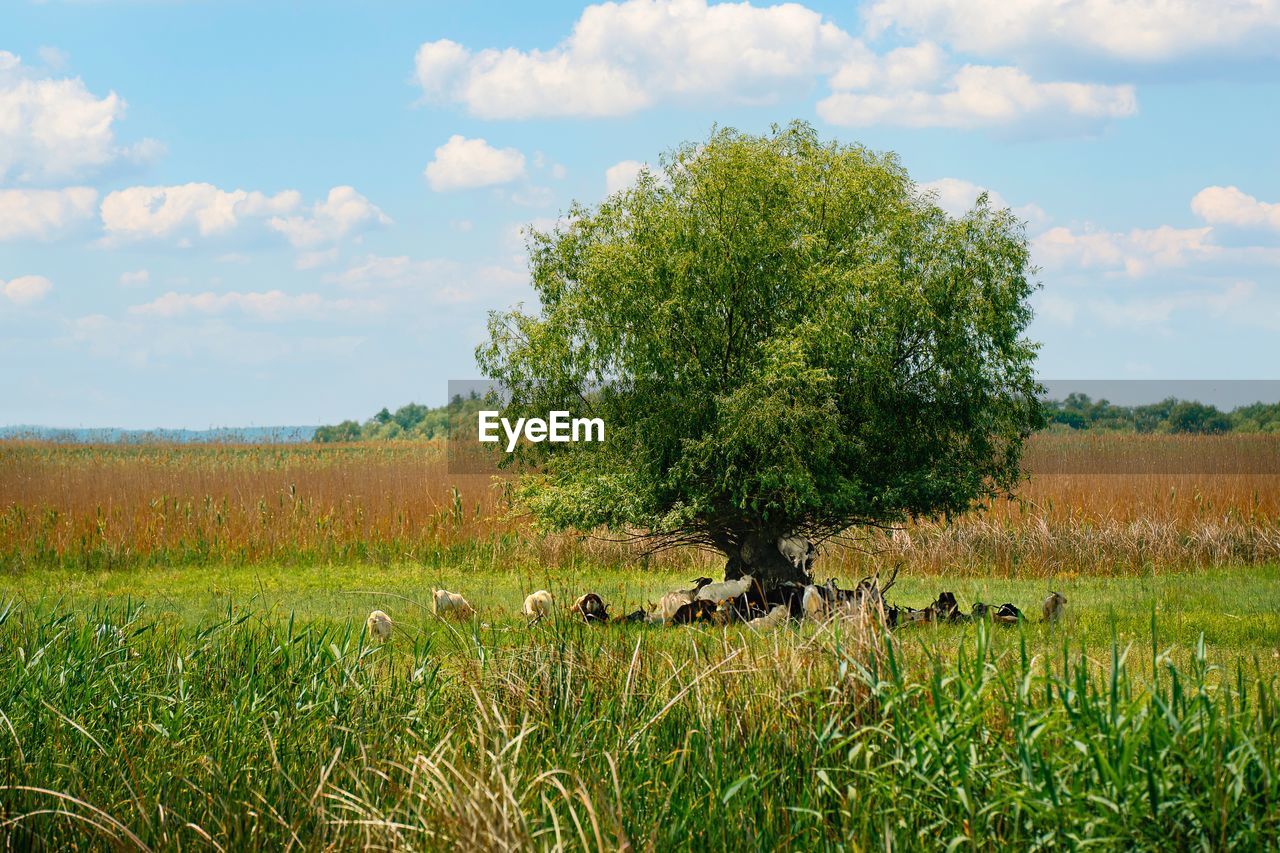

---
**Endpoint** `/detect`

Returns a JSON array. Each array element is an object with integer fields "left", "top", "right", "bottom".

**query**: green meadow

[{"left": 3, "top": 560, "right": 1278, "bottom": 849}]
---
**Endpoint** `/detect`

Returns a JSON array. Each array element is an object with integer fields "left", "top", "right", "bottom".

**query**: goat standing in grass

[
  {"left": 695, "top": 575, "right": 754, "bottom": 606},
  {"left": 802, "top": 585, "right": 827, "bottom": 621},
  {"left": 432, "top": 589, "right": 474, "bottom": 620},
  {"left": 523, "top": 590, "right": 554, "bottom": 624},
  {"left": 366, "top": 609, "right": 393, "bottom": 643}
]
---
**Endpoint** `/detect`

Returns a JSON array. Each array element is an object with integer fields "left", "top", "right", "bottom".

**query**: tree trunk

[{"left": 722, "top": 531, "right": 812, "bottom": 590}]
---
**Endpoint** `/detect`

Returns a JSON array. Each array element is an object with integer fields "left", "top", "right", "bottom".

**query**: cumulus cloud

[
  {"left": 118, "top": 268, "right": 150, "bottom": 287},
  {"left": 829, "top": 40, "right": 945, "bottom": 91},
  {"left": 410, "top": 1, "right": 1140, "bottom": 133},
  {"left": 605, "top": 160, "right": 649, "bottom": 194},
  {"left": 100, "top": 183, "right": 300, "bottom": 243},
  {"left": 818, "top": 63, "right": 1136, "bottom": 133},
  {"left": 862, "top": 0, "right": 1280, "bottom": 64},
  {"left": 1035, "top": 283, "right": 1271, "bottom": 330},
  {"left": 129, "top": 289, "right": 379, "bottom": 322},
  {"left": 99, "top": 183, "right": 387, "bottom": 250},
  {"left": 1025, "top": 182, "right": 1280, "bottom": 344},
  {"left": 0, "top": 187, "right": 98, "bottom": 241},
  {"left": 1087, "top": 281, "right": 1261, "bottom": 328},
  {"left": 295, "top": 249, "right": 339, "bottom": 270},
  {"left": 424, "top": 135, "right": 527, "bottom": 191},
  {"left": 1191, "top": 185, "right": 1280, "bottom": 232},
  {"left": 0, "top": 50, "right": 159, "bottom": 183},
  {"left": 917, "top": 177, "right": 1048, "bottom": 228},
  {"left": 326, "top": 254, "right": 528, "bottom": 305},
  {"left": 1034, "top": 224, "right": 1218, "bottom": 276},
  {"left": 65, "top": 312, "right": 366, "bottom": 368},
  {"left": 413, "top": 0, "right": 856, "bottom": 118},
  {"left": 2, "top": 275, "right": 54, "bottom": 305},
  {"left": 267, "top": 186, "right": 391, "bottom": 248}
]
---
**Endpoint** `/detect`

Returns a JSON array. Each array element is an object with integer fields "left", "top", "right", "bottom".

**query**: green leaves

[{"left": 478, "top": 121, "right": 1043, "bottom": 549}]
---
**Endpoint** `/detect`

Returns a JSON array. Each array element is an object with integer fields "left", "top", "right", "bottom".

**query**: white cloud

[
  {"left": 1088, "top": 281, "right": 1260, "bottom": 328},
  {"left": 504, "top": 185, "right": 556, "bottom": 208},
  {"left": 411, "top": 2, "right": 1140, "bottom": 132},
  {"left": 0, "top": 50, "right": 158, "bottom": 183},
  {"left": 267, "top": 186, "right": 391, "bottom": 248},
  {"left": 1034, "top": 224, "right": 1218, "bottom": 276},
  {"left": 129, "top": 290, "right": 379, "bottom": 322},
  {"left": 37, "top": 47, "right": 70, "bottom": 71},
  {"left": 818, "top": 63, "right": 1136, "bottom": 133},
  {"left": 65, "top": 312, "right": 366, "bottom": 368},
  {"left": 413, "top": 0, "right": 856, "bottom": 118},
  {"left": 413, "top": 39, "right": 471, "bottom": 100},
  {"left": 532, "top": 151, "right": 568, "bottom": 180},
  {"left": 424, "top": 135, "right": 526, "bottom": 191},
  {"left": 2, "top": 275, "right": 54, "bottom": 305},
  {"left": 295, "top": 249, "right": 339, "bottom": 270},
  {"left": 605, "top": 160, "right": 648, "bottom": 194},
  {"left": 119, "top": 268, "right": 150, "bottom": 287},
  {"left": 863, "top": 0, "right": 1280, "bottom": 64},
  {"left": 0, "top": 187, "right": 97, "bottom": 241},
  {"left": 1191, "top": 185, "right": 1280, "bottom": 232},
  {"left": 830, "top": 40, "right": 945, "bottom": 91},
  {"left": 326, "top": 254, "right": 528, "bottom": 305},
  {"left": 918, "top": 177, "right": 1048, "bottom": 228},
  {"left": 100, "top": 183, "right": 300, "bottom": 242},
  {"left": 99, "top": 183, "right": 387, "bottom": 249}
]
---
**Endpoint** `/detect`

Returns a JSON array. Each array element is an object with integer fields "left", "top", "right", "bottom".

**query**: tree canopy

[
  {"left": 478, "top": 122, "right": 1043, "bottom": 576},
  {"left": 312, "top": 395, "right": 486, "bottom": 442}
]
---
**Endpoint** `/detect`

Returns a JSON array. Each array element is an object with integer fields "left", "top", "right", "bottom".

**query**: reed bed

[
  {"left": 1, "top": 599, "right": 1275, "bottom": 850},
  {"left": 2, "top": 434, "right": 1278, "bottom": 575}
]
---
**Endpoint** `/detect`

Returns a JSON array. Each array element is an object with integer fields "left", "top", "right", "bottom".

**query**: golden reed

[{"left": 1, "top": 433, "right": 1277, "bottom": 575}]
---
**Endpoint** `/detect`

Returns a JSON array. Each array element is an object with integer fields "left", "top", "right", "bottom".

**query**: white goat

[
  {"left": 746, "top": 604, "right": 789, "bottom": 632},
  {"left": 694, "top": 575, "right": 755, "bottom": 604},
  {"left": 647, "top": 577, "right": 714, "bottom": 624},
  {"left": 432, "top": 589, "right": 475, "bottom": 620},
  {"left": 523, "top": 589, "right": 555, "bottom": 623},
  {"left": 650, "top": 590, "right": 696, "bottom": 623},
  {"left": 801, "top": 585, "right": 827, "bottom": 620},
  {"left": 366, "top": 609, "right": 393, "bottom": 642}
]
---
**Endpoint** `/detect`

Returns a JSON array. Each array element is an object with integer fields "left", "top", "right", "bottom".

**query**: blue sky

[{"left": 1, "top": 0, "right": 1278, "bottom": 428}]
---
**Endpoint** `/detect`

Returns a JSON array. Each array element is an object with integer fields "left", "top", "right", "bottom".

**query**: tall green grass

[{"left": 2, "top": 599, "right": 1276, "bottom": 850}]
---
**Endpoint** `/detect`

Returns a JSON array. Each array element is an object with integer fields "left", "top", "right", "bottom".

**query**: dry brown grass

[{"left": 1, "top": 433, "right": 1277, "bottom": 575}]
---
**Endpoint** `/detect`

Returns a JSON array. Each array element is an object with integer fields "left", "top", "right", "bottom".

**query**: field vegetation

[
  {"left": 2, "top": 433, "right": 1276, "bottom": 575},
  {"left": 2, "top": 434, "right": 1279, "bottom": 849}
]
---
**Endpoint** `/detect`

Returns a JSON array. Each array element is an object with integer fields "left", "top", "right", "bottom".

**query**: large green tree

[{"left": 478, "top": 122, "right": 1042, "bottom": 587}]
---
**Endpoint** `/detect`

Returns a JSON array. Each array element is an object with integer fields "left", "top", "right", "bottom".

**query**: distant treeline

[
  {"left": 313, "top": 392, "right": 1280, "bottom": 442},
  {"left": 1, "top": 425, "right": 318, "bottom": 444},
  {"left": 312, "top": 394, "right": 488, "bottom": 442},
  {"left": 1043, "top": 394, "right": 1280, "bottom": 434}
]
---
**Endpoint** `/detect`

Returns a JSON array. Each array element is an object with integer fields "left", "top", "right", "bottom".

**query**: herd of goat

[{"left": 365, "top": 570, "right": 1068, "bottom": 642}]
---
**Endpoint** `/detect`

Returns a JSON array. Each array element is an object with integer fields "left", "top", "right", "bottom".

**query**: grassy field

[
  {"left": 2, "top": 433, "right": 1278, "bottom": 576},
  {"left": 2, "top": 563, "right": 1278, "bottom": 849},
  {"left": 2, "top": 436, "right": 1280, "bottom": 849}
]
